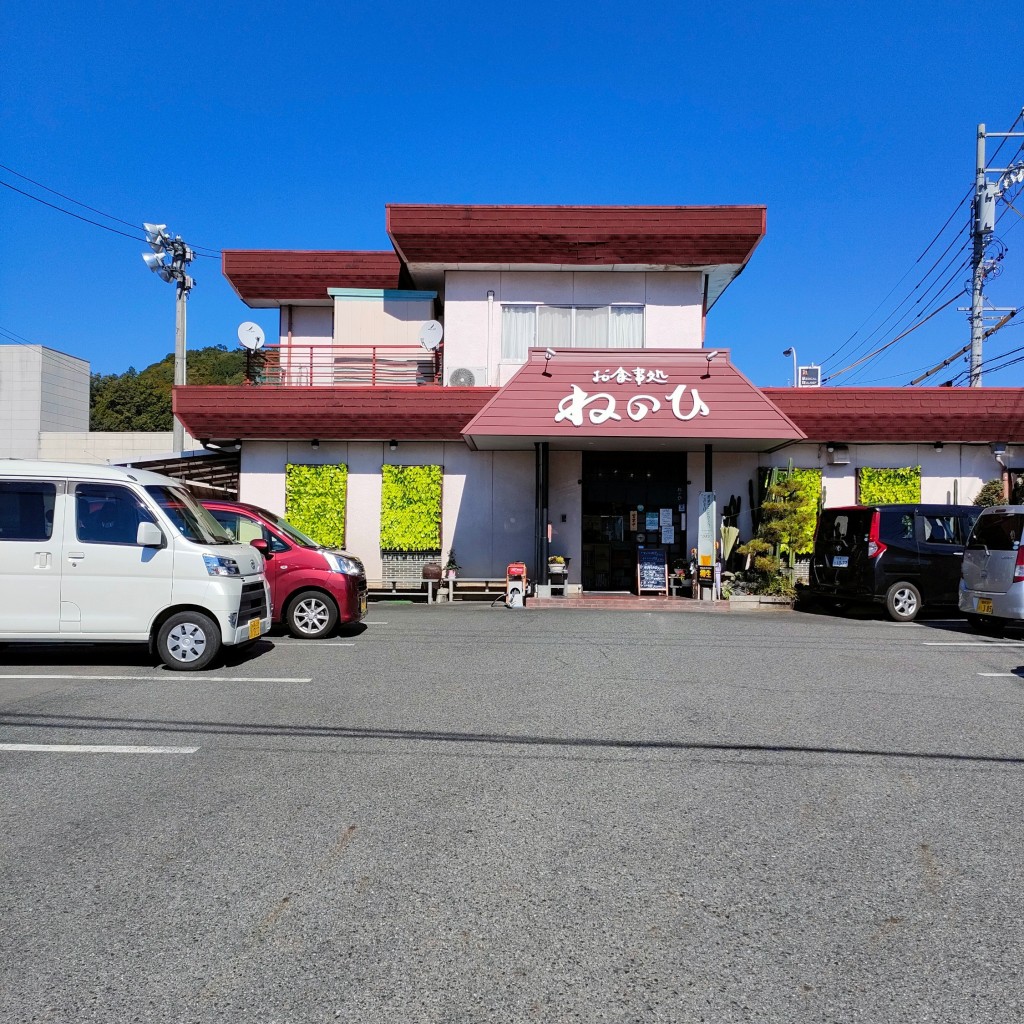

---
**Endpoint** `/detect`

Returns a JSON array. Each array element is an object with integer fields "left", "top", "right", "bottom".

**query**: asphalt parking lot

[{"left": 1, "top": 605, "right": 1023, "bottom": 1023}]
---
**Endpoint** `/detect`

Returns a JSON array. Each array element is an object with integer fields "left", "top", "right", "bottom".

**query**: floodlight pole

[
  {"left": 142, "top": 225, "right": 194, "bottom": 452},
  {"left": 174, "top": 275, "right": 188, "bottom": 452}
]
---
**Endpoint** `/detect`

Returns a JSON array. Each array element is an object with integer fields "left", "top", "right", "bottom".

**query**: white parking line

[
  {"left": 978, "top": 672, "right": 1024, "bottom": 677},
  {"left": 264, "top": 641, "right": 356, "bottom": 646},
  {"left": 0, "top": 743, "right": 198, "bottom": 754},
  {"left": 923, "top": 642, "right": 1024, "bottom": 647},
  {"left": 0, "top": 675, "right": 312, "bottom": 682}
]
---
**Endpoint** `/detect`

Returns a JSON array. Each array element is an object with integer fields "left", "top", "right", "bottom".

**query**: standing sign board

[
  {"left": 636, "top": 547, "right": 668, "bottom": 595},
  {"left": 697, "top": 491, "right": 716, "bottom": 588}
]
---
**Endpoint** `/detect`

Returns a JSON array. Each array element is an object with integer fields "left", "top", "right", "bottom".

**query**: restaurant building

[{"left": 174, "top": 204, "right": 1024, "bottom": 594}]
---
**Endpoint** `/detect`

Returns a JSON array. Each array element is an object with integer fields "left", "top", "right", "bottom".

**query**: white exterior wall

[
  {"left": 443, "top": 271, "right": 704, "bottom": 387},
  {"left": 279, "top": 306, "right": 332, "bottom": 346},
  {"left": 240, "top": 441, "right": 536, "bottom": 579},
  {"left": 38, "top": 349, "right": 89, "bottom": 431},
  {"left": 2, "top": 345, "right": 88, "bottom": 459},
  {"left": 240, "top": 440, "right": 1003, "bottom": 583},
  {"left": 684, "top": 443, "right": 1000, "bottom": 551},
  {"left": 333, "top": 296, "right": 435, "bottom": 347},
  {"left": 38, "top": 432, "right": 197, "bottom": 464}
]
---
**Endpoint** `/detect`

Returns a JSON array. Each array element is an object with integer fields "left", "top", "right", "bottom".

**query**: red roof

[
  {"left": 463, "top": 349, "right": 804, "bottom": 451},
  {"left": 386, "top": 204, "right": 766, "bottom": 267},
  {"left": 222, "top": 250, "right": 403, "bottom": 305},
  {"left": 764, "top": 387, "right": 1024, "bottom": 442},
  {"left": 175, "top": 381, "right": 1024, "bottom": 447},
  {"left": 174, "top": 385, "right": 498, "bottom": 441}
]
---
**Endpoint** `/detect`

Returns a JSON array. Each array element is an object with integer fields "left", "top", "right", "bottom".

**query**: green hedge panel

[
  {"left": 858, "top": 466, "right": 922, "bottom": 505},
  {"left": 285, "top": 463, "right": 348, "bottom": 548},
  {"left": 380, "top": 464, "right": 442, "bottom": 552}
]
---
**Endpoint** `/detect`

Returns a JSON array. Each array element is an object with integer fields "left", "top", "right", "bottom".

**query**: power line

[
  {"left": 0, "top": 161, "right": 143, "bottom": 230},
  {"left": 0, "top": 166, "right": 221, "bottom": 257},
  {"left": 820, "top": 191, "right": 972, "bottom": 370}
]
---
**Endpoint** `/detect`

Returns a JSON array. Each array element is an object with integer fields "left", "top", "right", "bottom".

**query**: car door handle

[
  {"left": 953, "top": 550, "right": 963, "bottom": 556},
  {"left": 67, "top": 551, "right": 85, "bottom": 560}
]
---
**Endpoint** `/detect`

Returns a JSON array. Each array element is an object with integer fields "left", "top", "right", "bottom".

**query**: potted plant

[
  {"left": 443, "top": 549, "right": 461, "bottom": 580},
  {"left": 547, "top": 554, "right": 567, "bottom": 576}
]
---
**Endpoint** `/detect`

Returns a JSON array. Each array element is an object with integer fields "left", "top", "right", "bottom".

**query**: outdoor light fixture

[
  {"left": 934, "top": 442, "right": 944, "bottom": 452},
  {"left": 141, "top": 221, "right": 196, "bottom": 454},
  {"left": 201, "top": 439, "right": 241, "bottom": 453},
  {"left": 542, "top": 347, "right": 556, "bottom": 377},
  {"left": 311, "top": 439, "right": 320, "bottom": 449},
  {"left": 783, "top": 346, "right": 798, "bottom": 387},
  {"left": 991, "top": 442, "right": 1008, "bottom": 457},
  {"left": 701, "top": 350, "right": 719, "bottom": 379},
  {"left": 389, "top": 439, "right": 398, "bottom": 451}
]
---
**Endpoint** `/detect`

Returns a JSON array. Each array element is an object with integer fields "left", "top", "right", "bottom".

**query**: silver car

[{"left": 959, "top": 505, "right": 1024, "bottom": 636}]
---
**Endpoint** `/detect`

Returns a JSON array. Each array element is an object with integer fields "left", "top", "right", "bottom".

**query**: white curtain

[
  {"left": 609, "top": 306, "right": 643, "bottom": 348},
  {"left": 574, "top": 306, "right": 606, "bottom": 347},
  {"left": 538, "top": 306, "right": 572, "bottom": 348},
  {"left": 501, "top": 305, "right": 535, "bottom": 361}
]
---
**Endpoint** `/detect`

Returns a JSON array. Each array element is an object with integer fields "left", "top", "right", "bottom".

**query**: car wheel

[
  {"left": 286, "top": 590, "right": 339, "bottom": 639},
  {"left": 156, "top": 611, "right": 221, "bottom": 671},
  {"left": 885, "top": 582, "right": 921, "bottom": 622}
]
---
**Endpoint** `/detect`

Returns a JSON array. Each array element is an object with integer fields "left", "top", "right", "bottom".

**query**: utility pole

[
  {"left": 970, "top": 125, "right": 990, "bottom": 387},
  {"left": 968, "top": 114, "right": 1024, "bottom": 387}
]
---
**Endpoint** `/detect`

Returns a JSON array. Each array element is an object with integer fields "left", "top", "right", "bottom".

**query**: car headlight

[
  {"left": 323, "top": 552, "right": 362, "bottom": 575},
  {"left": 204, "top": 554, "right": 241, "bottom": 577}
]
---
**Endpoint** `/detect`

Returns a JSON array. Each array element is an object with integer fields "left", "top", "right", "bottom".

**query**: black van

[{"left": 808, "top": 504, "right": 981, "bottom": 621}]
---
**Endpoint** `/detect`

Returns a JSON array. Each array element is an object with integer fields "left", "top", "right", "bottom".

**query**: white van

[{"left": 0, "top": 460, "right": 271, "bottom": 670}]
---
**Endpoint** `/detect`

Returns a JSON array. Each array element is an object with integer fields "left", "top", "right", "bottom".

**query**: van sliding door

[{"left": 0, "top": 479, "right": 63, "bottom": 633}]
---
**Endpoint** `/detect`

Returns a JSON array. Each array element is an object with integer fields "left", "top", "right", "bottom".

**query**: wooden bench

[
  {"left": 366, "top": 579, "right": 441, "bottom": 603},
  {"left": 435, "top": 577, "right": 509, "bottom": 602}
]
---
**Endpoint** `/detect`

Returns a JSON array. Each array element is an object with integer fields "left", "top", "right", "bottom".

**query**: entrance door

[{"left": 581, "top": 451, "right": 687, "bottom": 592}]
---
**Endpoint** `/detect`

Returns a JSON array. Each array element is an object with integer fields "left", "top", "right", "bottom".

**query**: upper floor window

[{"left": 501, "top": 304, "right": 644, "bottom": 361}]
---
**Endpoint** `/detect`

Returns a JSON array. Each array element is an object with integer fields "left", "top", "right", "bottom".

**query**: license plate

[
  {"left": 248, "top": 617, "right": 261, "bottom": 639},
  {"left": 832, "top": 555, "right": 849, "bottom": 568},
  {"left": 977, "top": 598, "right": 993, "bottom": 615}
]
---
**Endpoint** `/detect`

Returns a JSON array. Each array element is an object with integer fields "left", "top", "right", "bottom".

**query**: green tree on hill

[{"left": 90, "top": 345, "right": 245, "bottom": 431}]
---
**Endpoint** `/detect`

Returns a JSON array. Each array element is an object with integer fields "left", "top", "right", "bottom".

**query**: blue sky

[{"left": 2, "top": 1, "right": 1022, "bottom": 387}]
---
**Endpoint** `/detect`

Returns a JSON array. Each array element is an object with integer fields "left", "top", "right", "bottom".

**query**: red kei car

[{"left": 201, "top": 500, "right": 367, "bottom": 638}]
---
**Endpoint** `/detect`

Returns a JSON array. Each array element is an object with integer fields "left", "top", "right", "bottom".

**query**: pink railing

[{"left": 248, "top": 344, "right": 441, "bottom": 387}]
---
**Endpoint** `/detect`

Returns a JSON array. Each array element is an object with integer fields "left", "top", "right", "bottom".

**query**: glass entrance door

[{"left": 581, "top": 451, "right": 688, "bottom": 592}]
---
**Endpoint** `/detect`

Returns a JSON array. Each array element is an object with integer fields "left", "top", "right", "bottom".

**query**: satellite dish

[
  {"left": 237, "top": 322, "right": 265, "bottom": 351},
  {"left": 418, "top": 320, "right": 444, "bottom": 351}
]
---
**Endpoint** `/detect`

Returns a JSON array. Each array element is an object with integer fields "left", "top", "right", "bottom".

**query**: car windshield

[
  {"left": 258, "top": 507, "right": 321, "bottom": 549},
  {"left": 146, "top": 485, "right": 234, "bottom": 544}
]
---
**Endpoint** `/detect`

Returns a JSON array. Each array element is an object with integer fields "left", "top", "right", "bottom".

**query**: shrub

[{"left": 973, "top": 478, "right": 1006, "bottom": 506}]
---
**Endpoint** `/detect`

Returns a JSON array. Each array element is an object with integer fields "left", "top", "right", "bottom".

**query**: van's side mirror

[
  {"left": 137, "top": 521, "right": 164, "bottom": 547},
  {"left": 250, "top": 538, "right": 271, "bottom": 558}
]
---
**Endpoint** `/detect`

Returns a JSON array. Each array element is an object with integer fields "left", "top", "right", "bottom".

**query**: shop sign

[{"left": 552, "top": 366, "right": 710, "bottom": 427}]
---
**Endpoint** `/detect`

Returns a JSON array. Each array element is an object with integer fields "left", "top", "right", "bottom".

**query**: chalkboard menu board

[{"left": 636, "top": 547, "right": 668, "bottom": 594}]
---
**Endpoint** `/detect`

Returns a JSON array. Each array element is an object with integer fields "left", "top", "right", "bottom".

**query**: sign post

[{"left": 697, "top": 491, "right": 716, "bottom": 593}]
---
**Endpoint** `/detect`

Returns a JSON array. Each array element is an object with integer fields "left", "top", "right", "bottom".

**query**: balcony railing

[{"left": 245, "top": 344, "right": 442, "bottom": 387}]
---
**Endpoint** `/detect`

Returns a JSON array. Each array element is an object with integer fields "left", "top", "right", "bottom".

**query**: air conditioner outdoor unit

[
  {"left": 826, "top": 444, "right": 850, "bottom": 465},
  {"left": 448, "top": 366, "right": 487, "bottom": 387}
]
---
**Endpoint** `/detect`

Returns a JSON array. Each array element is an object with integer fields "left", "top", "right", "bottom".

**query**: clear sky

[{"left": 2, "top": 1, "right": 1022, "bottom": 388}]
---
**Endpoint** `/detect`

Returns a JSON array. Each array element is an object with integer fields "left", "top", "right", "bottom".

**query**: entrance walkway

[{"left": 530, "top": 592, "right": 732, "bottom": 612}]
